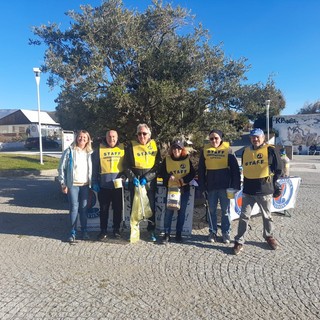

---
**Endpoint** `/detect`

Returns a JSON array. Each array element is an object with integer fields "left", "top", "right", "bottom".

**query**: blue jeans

[
  {"left": 67, "top": 185, "right": 89, "bottom": 234},
  {"left": 164, "top": 190, "right": 190, "bottom": 234},
  {"left": 207, "top": 189, "right": 230, "bottom": 235}
]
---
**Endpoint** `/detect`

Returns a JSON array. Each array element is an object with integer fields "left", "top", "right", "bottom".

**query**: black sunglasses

[{"left": 138, "top": 132, "right": 148, "bottom": 136}]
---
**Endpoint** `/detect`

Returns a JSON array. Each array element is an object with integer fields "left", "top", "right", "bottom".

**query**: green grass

[{"left": 0, "top": 154, "right": 59, "bottom": 171}]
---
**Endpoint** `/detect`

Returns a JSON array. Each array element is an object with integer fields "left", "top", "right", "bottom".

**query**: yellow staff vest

[
  {"left": 99, "top": 143, "right": 124, "bottom": 174},
  {"left": 243, "top": 144, "right": 270, "bottom": 179},
  {"left": 132, "top": 140, "right": 158, "bottom": 169},
  {"left": 204, "top": 141, "right": 230, "bottom": 170},
  {"left": 165, "top": 156, "right": 190, "bottom": 179}
]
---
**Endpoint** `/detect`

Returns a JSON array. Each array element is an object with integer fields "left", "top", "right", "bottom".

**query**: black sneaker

[
  {"left": 97, "top": 232, "right": 108, "bottom": 241},
  {"left": 208, "top": 232, "right": 217, "bottom": 243},
  {"left": 222, "top": 233, "right": 230, "bottom": 244},
  {"left": 175, "top": 232, "right": 183, "bottom": 243},
  {"left": 161, "top": 233, "right": 170, "bottom": 244},
  {"left": 82, "top": 231, "right": 90, "bottom": 240},
  {"left": 233, "top": 242, "right": 243, "bottom": 255},
  {"left": 113, "top": 230, "right": 121, "bottom": 239}
]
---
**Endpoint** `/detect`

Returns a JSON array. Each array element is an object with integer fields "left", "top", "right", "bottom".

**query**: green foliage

[
  {"left": 243, "top": 77, "right": 286, "bottom": 130},
  {"left": 31, "top": 0, "right": 285, "bottom": 146},
  {"left": 297, "top": 100, "right": 320, "bottom": 114}
]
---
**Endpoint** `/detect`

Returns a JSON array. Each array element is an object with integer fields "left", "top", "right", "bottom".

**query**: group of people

[{"left": 58, "top": 124, "right": 283, "bottom": 255}]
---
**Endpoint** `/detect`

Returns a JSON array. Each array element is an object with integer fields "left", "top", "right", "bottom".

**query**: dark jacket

[
  {"left": 124, "top": 139, "right": 161, "bottom": 190},
  {"left": 198, "top": 149, "right": 241, "bottom": 192},
  {"left": 242, "top": 145, "right": 282, "bottom": 195},
  {"left": 159, "top": 155, "right": 196, "bottom": 193},
  {"left": 91, "top": 139, "right": 126, "bottom": 189}
]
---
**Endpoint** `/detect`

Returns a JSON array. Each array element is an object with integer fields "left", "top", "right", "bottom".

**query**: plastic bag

[
  {"left": 166, "top": 187, "right": 181, "bottom": 210},
  {"left": 130, "top": 185, "right": 152, "bottom": 243}
]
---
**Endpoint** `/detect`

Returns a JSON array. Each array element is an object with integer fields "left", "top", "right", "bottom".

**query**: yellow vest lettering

[
  {"left": 243, "top": 145, "right": 269, "bottom": 179},
  {"left": 165, "top": 156, "right": 190, "bottom": 179},
  {"left": 132, "top": 140, "right": 158, "bottom": 169},
  {"left": 99, "top": 143, "right": 124, "bottom": 174},
  {"left": 204, "top": 141, "right": 229, "bottom": 170}
]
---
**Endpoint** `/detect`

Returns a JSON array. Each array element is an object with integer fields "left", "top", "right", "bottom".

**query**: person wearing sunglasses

[
  {"left": 124, "top": 123, "right": 161, "bottom": 241},
  {"left": 198, "top": 129, "right": 241, "bottom": 244}
]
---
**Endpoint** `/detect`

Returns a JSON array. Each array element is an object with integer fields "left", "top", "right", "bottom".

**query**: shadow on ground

[
  {"left": 0, "top": 176, "right": 67, "bottom": 210},
  {"left": 0, "top": 212, "right": 68, "bottom": 240}
]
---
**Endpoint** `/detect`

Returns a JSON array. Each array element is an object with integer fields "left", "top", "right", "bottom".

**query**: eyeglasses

[
  {"left": 209, "top": 137, "right": 219, "bottom": 141},
  {"left": 138, "top": 132, "right": 148, "bottom": 136}
]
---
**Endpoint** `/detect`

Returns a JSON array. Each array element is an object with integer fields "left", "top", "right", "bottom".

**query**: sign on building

[{"left": 272, "top": 114, "right": 320, "bottom": 155}]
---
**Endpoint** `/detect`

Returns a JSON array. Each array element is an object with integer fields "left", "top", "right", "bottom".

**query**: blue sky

[{"left": 0, "top": 0, "right": 319, "bottom": 115}]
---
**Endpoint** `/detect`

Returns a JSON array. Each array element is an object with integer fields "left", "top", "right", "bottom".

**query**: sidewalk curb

[{"left": 0, "top": 169, "right": 57, "bottom": 177}]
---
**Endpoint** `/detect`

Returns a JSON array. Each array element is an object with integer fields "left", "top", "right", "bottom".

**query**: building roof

[
  {"left": 20, "top": 109, "right": 58, "bottom": 125},
  {"left": 0, "top": 109, "right": 59, "bottom": 126}
]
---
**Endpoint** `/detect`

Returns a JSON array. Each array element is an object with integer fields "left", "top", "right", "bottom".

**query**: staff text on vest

[{"left": 245, "top": 160, "right": 264, "bottom": 166}]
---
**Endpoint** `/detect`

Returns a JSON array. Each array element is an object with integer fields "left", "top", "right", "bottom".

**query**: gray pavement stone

[{"left": 0, "top": 156, "right": 319, "bottom": 319}]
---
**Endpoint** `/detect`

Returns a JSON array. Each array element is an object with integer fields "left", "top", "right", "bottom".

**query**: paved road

[{"left": 0, "top": 156, "right": 319, "bottom": 319}]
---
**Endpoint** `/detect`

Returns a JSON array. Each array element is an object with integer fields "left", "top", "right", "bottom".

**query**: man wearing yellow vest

[
  {"left": 198, "top": 129, "right": 241, "bottom": 244},
  {"left": 124, "top": 123, "right": 161, "bottom": 242},
  {"left": 233, "top": 128, "right": 282, "bottom": 255},
  {"left": 92, "top": 130, "right": 126, "bottom": 240}
]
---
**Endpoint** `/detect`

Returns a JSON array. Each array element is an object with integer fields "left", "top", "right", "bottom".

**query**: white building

[{"left": 0, "top": 109, "right": 61, "bottom": 139}]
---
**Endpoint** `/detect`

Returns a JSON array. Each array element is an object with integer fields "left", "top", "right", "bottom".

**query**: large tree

[
  {"left": 297, "top": 100, "right": 320, "bottom": 114},
  {"left": 247, "top": 78, "right": 286, "bottom": 130},
  {"left": 30, "top": 0, "right": 285, "bottom": 144}
]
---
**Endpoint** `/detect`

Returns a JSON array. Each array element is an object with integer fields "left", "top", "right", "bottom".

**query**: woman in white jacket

[{"left": 58, "top": 130, "right": 93, "bottom": 243}]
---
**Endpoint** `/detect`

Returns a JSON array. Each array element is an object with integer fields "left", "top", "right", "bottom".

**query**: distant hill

[{"left": 0, "top": 109, "right": 17, "bottom": 119}]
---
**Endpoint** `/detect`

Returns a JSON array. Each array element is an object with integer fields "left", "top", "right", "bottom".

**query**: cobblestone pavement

[{"left": 0, "top": 156, "right": 320, "bottom": 319}]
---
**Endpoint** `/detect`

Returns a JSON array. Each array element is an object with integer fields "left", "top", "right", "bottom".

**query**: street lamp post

[
  {"left": 266, "top": 100, "right": 271, "bottom": 142},
  {"left": 33, "top": 67, "right": 43, "bottom": 165}
]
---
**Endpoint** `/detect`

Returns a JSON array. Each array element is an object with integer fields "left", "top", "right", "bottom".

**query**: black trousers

[{"left": 97, "top": 188, "right": 123, "bottom": 232}]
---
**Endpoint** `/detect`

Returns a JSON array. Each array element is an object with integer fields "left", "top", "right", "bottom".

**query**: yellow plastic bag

[{"left": 130, "top": 185, "right": 152, "bottom": 243}]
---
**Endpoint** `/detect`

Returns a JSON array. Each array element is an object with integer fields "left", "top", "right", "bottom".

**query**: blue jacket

[{"left": 58, "top": 145, "right": 92, "bottom": 188}]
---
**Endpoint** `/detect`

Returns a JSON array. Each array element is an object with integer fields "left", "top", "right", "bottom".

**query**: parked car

[
  {"left": 24, "top": 137, "right": 60, "bottom": 150},
  {"left": 309, "top": 145, "right": 320, "bottom": 155}
]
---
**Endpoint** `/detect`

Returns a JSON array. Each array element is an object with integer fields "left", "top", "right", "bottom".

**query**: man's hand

[
  {"left": 92, "top": 184, "right": 100, "bottom": 193},
  {"left": 61, "top": 185, "right": 68, "bottom": 194}
]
